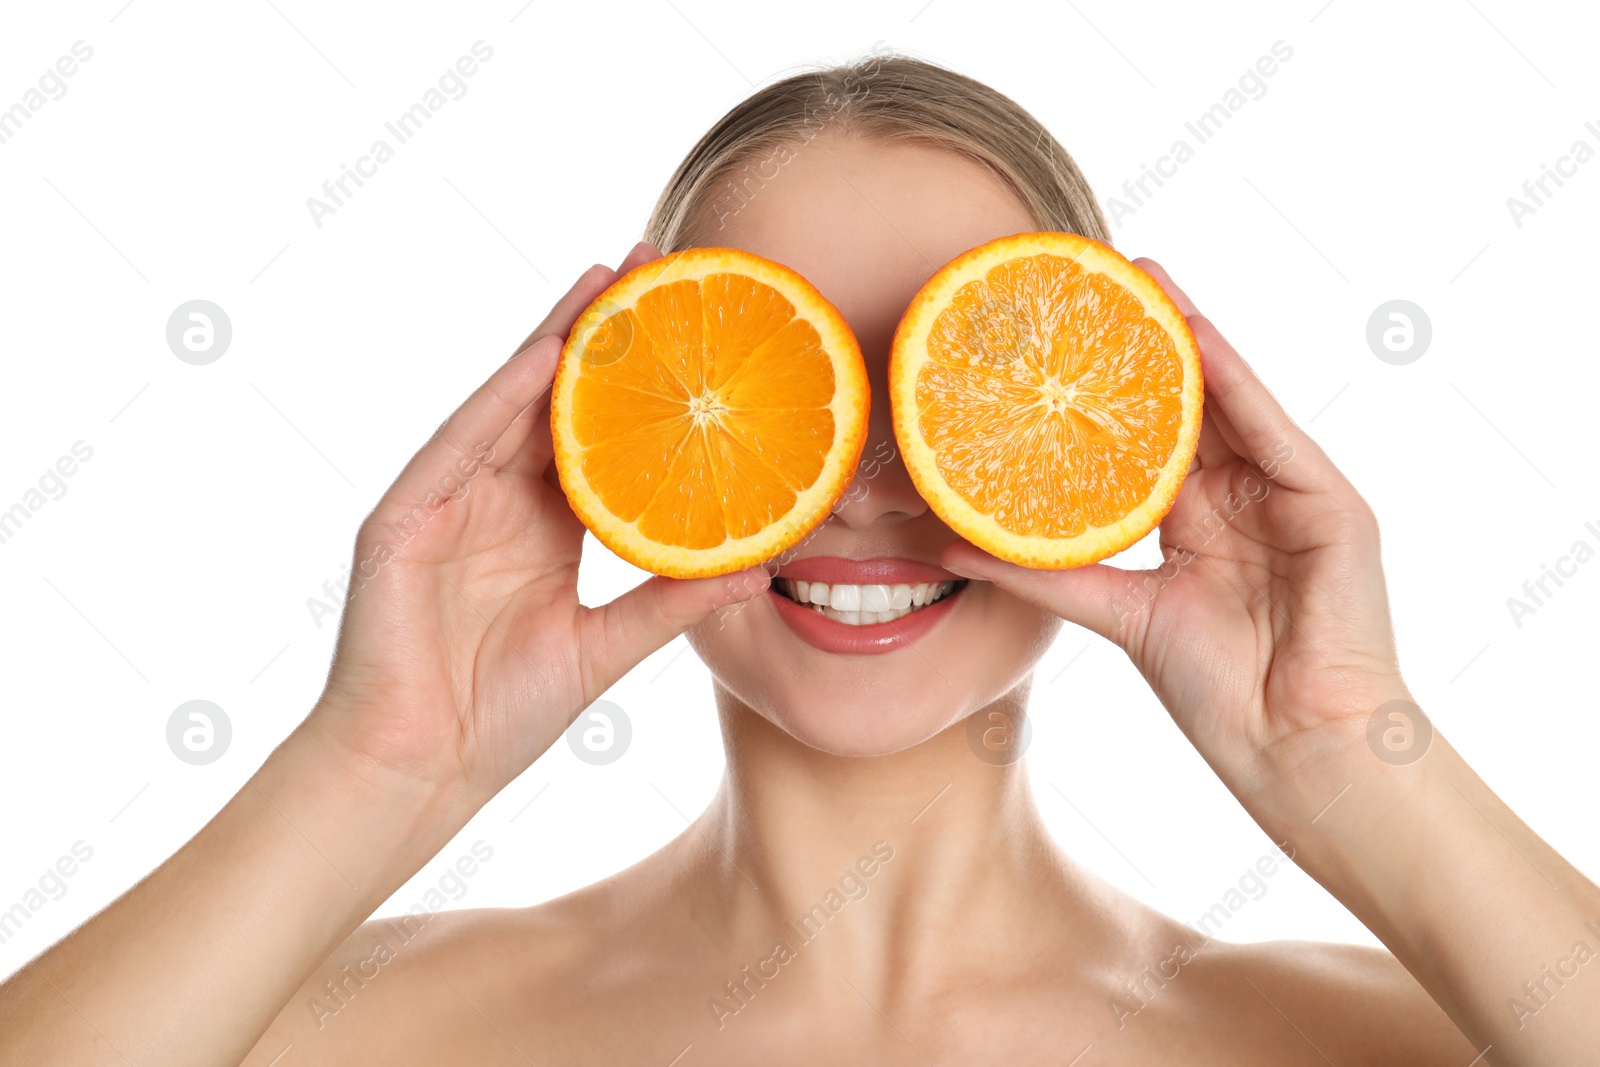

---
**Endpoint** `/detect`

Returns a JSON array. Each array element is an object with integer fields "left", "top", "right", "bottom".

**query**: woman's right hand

[{"left": 305, "top": 241, "right": 771, "bottom": 805}]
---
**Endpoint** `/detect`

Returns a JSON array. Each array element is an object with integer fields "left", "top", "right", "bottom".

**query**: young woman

[{"left": 2, "top": 53, "right": 1594, "bottom": 1067}]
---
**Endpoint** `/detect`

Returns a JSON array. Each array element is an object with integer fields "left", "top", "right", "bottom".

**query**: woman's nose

[{"left": 826, "top": 422, "right": 929, "bottom": 529}]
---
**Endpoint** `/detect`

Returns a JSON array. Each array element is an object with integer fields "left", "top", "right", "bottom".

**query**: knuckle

[
  {"left": 355, "top": 509, "right": 387, "bottom": 550},
  {"left": 1325, "top": 488, "right": 1380, "bottom": 545},
  {"left": 1348, "top": 496, "right": 1381, "bottom": 541}
]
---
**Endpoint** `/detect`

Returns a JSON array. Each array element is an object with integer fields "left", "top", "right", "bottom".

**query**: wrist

[
  {"left": 1236, "top": 676, "right": 1422, "bottom": 834},
  {"left": 1231, "top": 717, "right": 1449, "bottom": 962},
  {"left": 260, "top": 710, "right": 479, "bottom": 911},
  {"left": 300, "top": 690, "right": 490, "bottom": 809}
]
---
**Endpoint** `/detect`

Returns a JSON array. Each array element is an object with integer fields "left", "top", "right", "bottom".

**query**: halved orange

[
  {"left": 889, "top": 232, "right": 1203, "bottom": 569},
  {"left": 551, "top": 247, "right": 870, "bottom": 579}
]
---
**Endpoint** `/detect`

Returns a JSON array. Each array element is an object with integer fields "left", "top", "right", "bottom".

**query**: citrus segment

[
  {"left": 552, "top": 248, "right": 869, "bottom": 579},
  {"left": 890, "top": 232, "right": 1202, "bottom": 569}
]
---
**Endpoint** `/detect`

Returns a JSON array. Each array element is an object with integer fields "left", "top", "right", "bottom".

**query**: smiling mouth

[{"left": 771, "top": 578, "right": 969, "bottom": 627}]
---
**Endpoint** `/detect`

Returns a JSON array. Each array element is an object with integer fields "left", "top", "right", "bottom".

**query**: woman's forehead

[{"left": 710, "top": 133, "right": 1038, "bottom": 345}]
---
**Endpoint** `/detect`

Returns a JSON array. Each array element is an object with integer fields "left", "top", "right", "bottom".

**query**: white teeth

[
  {"left": 859, "top": 584, "right": 893, "bottom": 612},
  {"left": 777, "top": 578, "right": 963, "bottom": 625}
]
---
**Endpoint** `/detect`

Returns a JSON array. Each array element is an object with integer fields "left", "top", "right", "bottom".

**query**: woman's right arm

[
  {"left": 0, "top": 712, "right": 474, "bottom": 1067},
  {"left": 0, "top": 242, "right": 771, "bottom": 1067}
]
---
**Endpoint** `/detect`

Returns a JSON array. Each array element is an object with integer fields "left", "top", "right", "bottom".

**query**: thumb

[
  {"left": 940, "top": 539, "right": 1147, "bottom": 646},
  {"left": 581, "top": 564, "right": 771, "bottom": 690}
]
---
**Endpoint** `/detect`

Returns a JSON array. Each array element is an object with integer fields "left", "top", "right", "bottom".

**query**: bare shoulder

[
  {"left": 239, "top": 906, "right": 539, "bottom": 1066},
  {"left": 1186, "top": 937, "right": 1480, "bottom": 1065},
  {"left": 241, "top": 877, "right": 680, "bottom": 1067}
]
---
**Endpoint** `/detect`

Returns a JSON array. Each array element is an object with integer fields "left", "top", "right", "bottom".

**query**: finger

[
  {"left": 1132, "top": 256, "right": 1200, "bottom": 317},
  {"left": 1188, "top": 316, "right": 1339, "bottom": 494},
  {"left": 498, "top": 396, "right": 558, "bottom": 482},
  {"left": 510, "top": 260, "right": 623, "bottom": 358},
  {"left": 940, "top": 539, "right": 1152, "bottom": 647},
  {"left": 618, "top": 239, "right": 664, "bottom": 274},
  {"left": 1135, "top": 258, "right": 1341, "bottom": 495},
  {"left": 507, "top": 243, "right": 660, "bottom": 359},
  {"left": 1194, "top": 402, "right": 1239, "bottom": 470},
  {"left": 370, "top": 335, "right": 565, "bottom": 530},
  {"left": 1135, "top": 257, "right": 1245, "bottom": 470},
  {"left": 579, "top": 564, "right": 771, "bottom": 696},
  {"left": 369, "top": 256, "right": 641, "bottom": 532},
  {"left": 489, "top": 257, "right": 631, "bottom": 476},
  {"left": 502, "top": 242, "right": 666, "bottom": 479}
]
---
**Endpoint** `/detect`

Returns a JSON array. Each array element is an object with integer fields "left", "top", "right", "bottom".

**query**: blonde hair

[{"left": 644, "top": 48, "right": 1109, "bottom": 254}]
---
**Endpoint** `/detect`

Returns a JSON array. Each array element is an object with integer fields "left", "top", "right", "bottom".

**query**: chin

[
  {"left": 764, "top": 673, "right": 976, "bottom": 757},
  {"left": 686, "top": 585, "right": 1064, "bottom": 758}
]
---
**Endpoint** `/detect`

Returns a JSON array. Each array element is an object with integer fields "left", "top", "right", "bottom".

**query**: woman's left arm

[{"left": 941, "top": 260, "right": 1600, "bottom": 1067}]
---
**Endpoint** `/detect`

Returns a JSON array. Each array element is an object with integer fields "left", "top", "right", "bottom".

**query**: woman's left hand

[
  {"left": 941, "top": 260, "right": 1409, "bottom": 802},
  {"left": 940, "top": 259, "right": 1600, "bottom": 1066}
]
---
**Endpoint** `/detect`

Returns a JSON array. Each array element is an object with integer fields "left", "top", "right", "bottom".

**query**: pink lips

[{"left": 765, "top": 555, "right": 968, "bottom": 655}]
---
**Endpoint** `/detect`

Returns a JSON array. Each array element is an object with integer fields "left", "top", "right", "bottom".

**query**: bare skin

[{"left": 2, "top": 131, "right": 1595, "bottom": 1067}]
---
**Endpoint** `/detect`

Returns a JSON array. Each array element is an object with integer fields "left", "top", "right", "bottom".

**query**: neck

[{"left": 694, "top": 680, "right": 1110, "bottom": 999}]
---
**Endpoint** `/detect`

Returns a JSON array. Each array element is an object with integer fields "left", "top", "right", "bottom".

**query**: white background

[{"left": 2, "top": 0, "right": 1597, "bottom": 976}]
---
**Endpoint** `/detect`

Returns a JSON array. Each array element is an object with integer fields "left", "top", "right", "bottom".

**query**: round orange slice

[
  {"left": 889, "top": 232, "right": 1203, "bottom": 569},
  {"left": 551, "top": 247, "right": 869, "bottom": 579}
]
